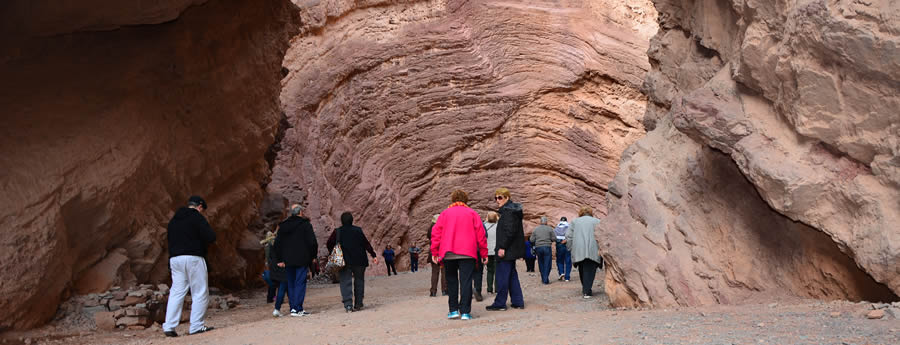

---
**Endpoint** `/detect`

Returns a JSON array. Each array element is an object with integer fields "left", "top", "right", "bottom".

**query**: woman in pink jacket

[{"left": 431, "top": 189, "right": 489, "bottom": 320}]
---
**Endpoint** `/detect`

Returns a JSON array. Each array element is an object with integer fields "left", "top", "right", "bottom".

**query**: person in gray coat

[
  {"left": 529, "top": 216, "right": 556, "bottom": 284},
  {"left": 566, "top": 206, "right": 603, "bottom": 298}
]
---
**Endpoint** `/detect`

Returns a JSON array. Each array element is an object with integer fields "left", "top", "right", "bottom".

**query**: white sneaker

[
  {"left": 290, "top": 309, "right": 300, "bottom": 317},
  {"left": 291, "top": 310, "right": 310, "bottom": 317},
  {"left": 583, "top": 295, "right": 592, "bottom": 299},
  {"left": 273, "top": 309, "right": 282, "bottom": 317}
]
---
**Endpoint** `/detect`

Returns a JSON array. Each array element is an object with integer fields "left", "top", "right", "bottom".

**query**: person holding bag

[
  {"left": 431, "top": 190, "right": 489, "bottom": 321},
  {"left": 327, "top": 212, "right": 378, "bottom": 312}
]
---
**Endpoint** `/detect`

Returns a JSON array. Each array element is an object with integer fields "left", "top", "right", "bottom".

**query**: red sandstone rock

[{"left": 0, "top": 0, "right": 300, "bottom": 330}]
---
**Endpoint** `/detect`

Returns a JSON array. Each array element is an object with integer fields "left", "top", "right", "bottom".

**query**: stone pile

[{"left": 70, "top": 284, "right": 239, "bottom": 331}]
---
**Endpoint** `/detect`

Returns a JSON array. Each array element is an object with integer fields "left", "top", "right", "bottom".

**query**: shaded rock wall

[
  {"left": 270, "top": 0, "right": 658, "bottom": 270},
  {"left": 600, "top": 0, "right": 900, "bottom": 306},
  {"left": 0, "top": 0, "right": 299, "bottom": 330}
]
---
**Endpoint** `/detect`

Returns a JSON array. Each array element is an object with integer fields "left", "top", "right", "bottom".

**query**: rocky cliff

[
  {"left": 0, "top": 0, "right": 299, "bottom": 330},
  {"left": 600, "top": 0, "right": 900, "bottom": 307},
  {"left": 269, "top": 0, "right": 658, "bottom": 269}
]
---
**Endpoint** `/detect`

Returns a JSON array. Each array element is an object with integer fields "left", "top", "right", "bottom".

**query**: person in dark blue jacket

[{"left": 383, "top": 245, "right": 398, "bottom": 275}]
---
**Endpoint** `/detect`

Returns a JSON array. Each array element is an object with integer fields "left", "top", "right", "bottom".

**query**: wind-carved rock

[
  {"left": 601, "top": 0, "right": 900, "bottom": 307},
  {"left": 270, "top": 0, "right": 659, "bottom": 270}
]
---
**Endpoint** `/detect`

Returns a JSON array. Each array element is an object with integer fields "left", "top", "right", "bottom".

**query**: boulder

[{"left": 93, "top": 312, "right": 117, "bottom": 331}]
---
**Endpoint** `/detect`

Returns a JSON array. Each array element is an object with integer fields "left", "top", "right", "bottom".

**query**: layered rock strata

[
  {"left": 0, "top": 0, "right": 299, "bottom": 330},
  {"left": 600, "top": 0, "right": 900, "bottom": 306},
  {"left": 270, "top": 0, "right": 658, "bottom": 269}
]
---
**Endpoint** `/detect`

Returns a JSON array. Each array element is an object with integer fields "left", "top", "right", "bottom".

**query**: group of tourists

[{"left": 160, "top": 187, "right": 604, "bottom": 337}]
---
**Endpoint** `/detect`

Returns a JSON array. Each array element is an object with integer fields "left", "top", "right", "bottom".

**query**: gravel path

[{"left": 7, "top": 262, "right": 900, "bottom": 345}]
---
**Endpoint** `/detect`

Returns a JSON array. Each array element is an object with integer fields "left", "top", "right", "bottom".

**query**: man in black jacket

[
  {"left": 486, "top": 188, "right": 526, "bottom": 311},
  {"left": 274, "top": 204, "right": 318, "bottom": 317},
  {"left": 163, "top": 196, "right": 216, "bottom": 337},
  {"left": 326, "top": 212, "right": 377, "bottom": 312}
]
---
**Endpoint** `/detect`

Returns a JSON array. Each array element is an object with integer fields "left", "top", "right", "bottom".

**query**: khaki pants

[{"left": 430, "top": 262, "right": 447, "bottom": 294}]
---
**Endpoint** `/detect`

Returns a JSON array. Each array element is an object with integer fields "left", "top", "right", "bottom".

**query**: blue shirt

[{"left": 383, "top": 249, "right": 395, "bottom": 262}]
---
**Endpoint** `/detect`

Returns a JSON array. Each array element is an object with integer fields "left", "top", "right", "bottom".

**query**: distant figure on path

[
  {"left": 566, "top": 206, "right": 603, "bottom": 298},
  {"left": 428, "top": 214, "right": 448, "bottom": 297},
  {"left": 530, "top": 216, "right": 555, "bottom": 284},
  {"left": 409, "top": 245, "right": 421, "bottom": 272},
  {"left": 431, "top": 190, "right": 488, "bottom": 320},
  {"left": 554, "top": 216, "right": 572, "bottom": 281},
  {"left": 524, "top": 240, "right": 536, "bottom": 272},
  {"left": 383, "top": 245, "right": 398, "bottom": 276},
  {"left": 274, "top": 204, "right": 318, "bottom": 316},
  {"left": 163, "top": 196, "right": 216, "bottom": 337},
  {"left": 261, "top": 231, "right": 288, "bottom": 317},
  {"left": 486, "top": 188, "right": 526, "bottom": 311},
  {"left": 327, "top": 212, "right": 378, "bottom": 312},
  {"left": 484, "top": 212, "right": 499, "bottom": 294}
]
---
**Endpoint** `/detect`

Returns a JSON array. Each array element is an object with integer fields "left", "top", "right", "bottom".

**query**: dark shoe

[
  {"left": 353, "top": 304, "right": 364, "bottom": 311},
  {"left": 345, "top": 305, "right": 353, "bottom": 313},
  {"left": 442, "top": 290, "right": 448, "bottom": 296},
  {"left": 485, "top": 305, "right": 507, "bottom": 311},
  {"left": 189, "top": 326, "right": 214, "bottom": 335},
  {"left": 474, "top": 292, "right": 483, "bottom": 302},
  {"left": 511, "top": 304, "right": 525, "bottom": 309},
  {"left": 164, "top": 331, "right": 178, "bottom": 337},
  {"left": 430, "top": 292, "right": 436, "bottom": 297}
]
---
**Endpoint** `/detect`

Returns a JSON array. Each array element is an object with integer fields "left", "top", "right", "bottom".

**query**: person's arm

[
  {"left": 565, "top": 223, "right": 574, "bottom": 251},
  {"left": 361, "top": 230, "right": 377, "bottom": 258},
  {"left": 198, "top": 216, "right": 216, "bottom": 244},
  {"left": 326, "top": 229, "right": 337, "bottom": 253},
  {"left": 475, "top": 215, "right": 488, "bottom": 263},
  {"left": 430, "top": 216, "right": 445, "bottom": 262},
  {"left": 273, "top": 228, "right": 285, "bottom": 266},
  {"left": 306, "top": 224, "right": 318, "bottom": 264},
  {"left": 529, "top": 228, "right": 537, "bottom": 244}
]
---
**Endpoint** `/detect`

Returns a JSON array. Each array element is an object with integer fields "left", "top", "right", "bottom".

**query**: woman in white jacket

[{"left": 566, "top": 206, "right": 602, "bottom": 298}]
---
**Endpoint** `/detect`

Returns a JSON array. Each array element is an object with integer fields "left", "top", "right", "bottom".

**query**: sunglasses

[{"left": 494, "top": 196, "right": 505, "bottom": 201}]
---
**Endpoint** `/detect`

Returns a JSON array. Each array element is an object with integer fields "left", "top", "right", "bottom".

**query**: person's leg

[
  {"left": 385, "top": 261, "right": 391, "bottom": 276},
  {"left": 509, "top": 260, "right": 524, "bottom": 307},
  {"left": 564, "top": 250, "right": 572, "bottom": 280},
  {"left": 458, "top": 259, "right": 475, "bottom": 314},
  {"left": 411, "top": 258, "right": 418, "bottom": 272},
  {"left": 286, "top": 266, "right": 299, "bottom": 311},
  {"left": 525, "top": 258, "right": 535, "bottom": 272},
  {"left": 444, "top": 260, "right": 460, "bottom": 313},
  {"left": 583, "top": 260, "right": 598, "bottom": 296},
  {"left": 187, "top": 257, "right": 209, "bottom": 334},
  {"left": 537, "top": 247, "right": 550, "bottom": 283},
  {"left": 163, "top": 257, "right": 187, "bottom": 332},
  {"left": 392, "top": 261, "right": 398, "bottom": 275},
  {"left": 472, "top": 260, "right": 483, "bottom": 297},
  {"left": 440, "top": 264, "right": 448, "bottom": 294},
  {"left": 295, "top": 266, "right": 309, "bottom": 311},
  {"left": 490, "top": 260, "right": 511, "bottom": 307},
  {"left": 274, "top": 280, "right": 287, "bottom": 311},
  {"left": 353, "top": 265, "right": 366, "bottom": 308},
  {"left": 265, "top": 271, "right": 275, "bottom": 303},
  {"left": 556, "top": 242, "right": 565, "bottom": 276},
  {"left": 486, "top": 256, "right": 496, "bottom": 293},
  {"left": 339, "top": 266, "right": 353, "bottom": 309},
  {"left": 577, "top": 261, "right": 586, "bottom": 294},
  {"left": 430, "top": 262, "right": 439, "bottom": 295}
]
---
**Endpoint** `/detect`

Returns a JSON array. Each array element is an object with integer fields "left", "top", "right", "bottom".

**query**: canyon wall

[
  {"left": 0, "top": 0, "right": 299, "bottom": 330},
  {"left": 270, "top": 0, "right": 658, "bottom": 269},
  {"left": 600, "top": 0, "right": 900, "bottom": 306}
]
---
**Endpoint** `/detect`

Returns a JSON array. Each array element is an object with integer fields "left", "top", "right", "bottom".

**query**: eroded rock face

[
  {"left": 601, "top": 0, "right": 900, "bottom": 306},
  {"left": 270, "top": 0, "right": 658, "bottom": 270},
  {"left": 0, "top": 0, "right": 299, "bottom": 330}
]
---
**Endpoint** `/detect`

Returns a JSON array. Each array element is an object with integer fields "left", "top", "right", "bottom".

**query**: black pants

[
  {"left": 472, "top": 259, "right": 483, "bottom": 295},
  {"left": 385, "top": 261, "right": 397, "bottom": 275},
  {"left": 577, "top": 259, "right": 600, "bottom": 296},
  {"left": 525, "top": 258, "right": 536, "bottom": 272},
  {"left": 410, "top": 257, "right": 419, "bottom": 272},
  {"left": 444, "top": 259, "right": 476, "bottom": 314},
  {"left": 339, "top": 265, "right": 366, "bottom": 308}
]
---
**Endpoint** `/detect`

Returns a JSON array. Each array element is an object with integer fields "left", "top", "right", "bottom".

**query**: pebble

[
  {"left": 768, "top": 303, "right": 778, "bottom": 308},
  {"left": 866, "top": 310, "right": 885, "bottom": 319},
  {"left": 829, "top": 312, "right": 841, "bottom": 318},
  {"left": 757, "top": 322, "right": 766, "bottom": 327}
]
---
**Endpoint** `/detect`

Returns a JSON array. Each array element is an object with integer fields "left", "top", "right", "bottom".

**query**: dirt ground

[{"left": 4, "top": 262, "right": 900, "bottom": 345}]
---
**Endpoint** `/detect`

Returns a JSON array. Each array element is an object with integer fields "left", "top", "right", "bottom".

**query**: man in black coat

[
  {"left": 326, "top": 212, "right": 377, "bottom": 312},
  {"left": 486, "top": 188, "right": 526, "bottom": 311},
  {"left": 163, "top": 196, "right": 216, "bottom": 337},
  {"left": 274, "top": 204, "right": 318, "bottom": 316}
]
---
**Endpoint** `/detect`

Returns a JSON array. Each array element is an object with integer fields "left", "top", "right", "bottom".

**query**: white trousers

[{"left": 163, "top": 255, "right": 209, "bottom": 333}]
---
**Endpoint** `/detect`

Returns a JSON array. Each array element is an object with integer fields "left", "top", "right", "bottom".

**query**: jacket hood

[
  {"left": 500, "top": 201, "right": 523, "bottom": 213},
  {"left": 173, "top": 207, "right": 198, "bottom": 220}
]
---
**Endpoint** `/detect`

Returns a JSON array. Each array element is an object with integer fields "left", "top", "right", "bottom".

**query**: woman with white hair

[{"left": 566, "top": 206, "right": 603, "bottom": 298}]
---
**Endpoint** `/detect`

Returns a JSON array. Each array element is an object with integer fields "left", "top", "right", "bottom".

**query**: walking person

[
  {"left": 484, "top": 212, "right": 499, "bottom": 294},
  {"left": 530, "top": 216, "right": 555, "bottom": 284},
  {"left": 566, "top": 206, "right": 603, "bottom": 298},
  {"left": 554, "top": 216, "right": 572, "bottom": 281},
  {"left": 486, "top": 188, "right": 526, "bottom": 311},
  {"left": 428, "top": 214, "right": 448, "bottom": 297},
  {"left": 274, "top": 204, "right": 318, "bottom": 316},
  {"left": 163, "top": 196, "right": 216, "bottom": 337},
  {"left": 409, "top": 245, "right": 421, "bottom": 272},
  {"left": 524, "top": 240, "right": 536, "bottom": 272},
  {"left": 383, "top": 245, "right": 398, "bottom": 275},
  {"left": 327, "top": 212, "right": 378, "bottom": 312},
  {"left": 261, "top": 231, "right": 289, "bottom": 317},
  {"left": 431, "top": 190, "right": 489, "bottom": 320}
]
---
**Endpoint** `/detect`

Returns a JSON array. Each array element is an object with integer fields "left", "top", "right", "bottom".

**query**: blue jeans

[
  {"left": 411, "top": 257, "right": 419, "bottom": 272},
  {"left": 286, "top": 266, "right": 309, "bottom": 312},
  {"left": 556, "top": 241, "right": 572, "bottom": 280},
  {"left": 489, "top": 260, "right": 524, "bottom": 307},
  {"left": 535, "top": 246, "right": 552, "bottom": 284},
  {"left": 273, "top": 280, "right": 288, "bottom": 311}
]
